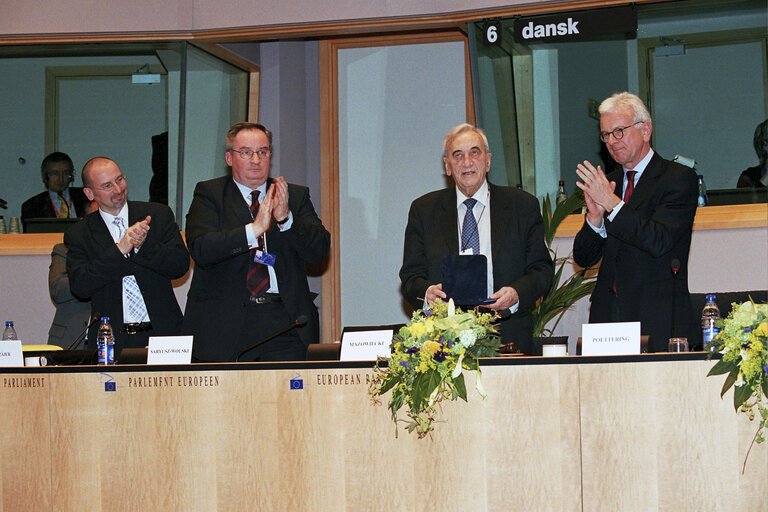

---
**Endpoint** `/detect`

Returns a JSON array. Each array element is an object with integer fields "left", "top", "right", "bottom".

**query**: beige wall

[{"left": 0, "top": 0, "right": 541, "bottom": 36}]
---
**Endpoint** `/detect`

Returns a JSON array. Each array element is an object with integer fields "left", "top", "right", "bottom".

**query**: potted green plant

[{"left": 530, "top": 189, "right": 596, "bottom": 344}]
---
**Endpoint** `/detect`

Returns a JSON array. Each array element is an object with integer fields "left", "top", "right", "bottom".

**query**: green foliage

[
  {"left": 368, "top": 300, "right": 501, "bottom": 438},
  {"left": 530, "top": 190, "right": 596, "bottom": 337},
  {"left": 706, "top": 300, "right": 768, "bottom": 471}
]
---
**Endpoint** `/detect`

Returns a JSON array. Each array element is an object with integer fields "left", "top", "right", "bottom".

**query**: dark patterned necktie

[
  {"left": 623, "top": 170, "right": 637, "bottom": 203},
  {"left": 246, "top": 191, "right": 270, "bottom": 297},
  {"left": 461, "top": 198, "right": 480, "bottom": 255}
]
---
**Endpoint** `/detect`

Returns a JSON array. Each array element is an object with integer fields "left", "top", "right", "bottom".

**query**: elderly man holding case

[
  {"left": 400, "top": 123, "right": 553, "bottom": 355},
  {"left": 573, "top": 92, "right": 699, "bottom": 352}
]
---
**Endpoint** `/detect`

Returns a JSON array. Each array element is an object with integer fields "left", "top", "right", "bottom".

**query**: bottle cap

[
  {"left": 5, "top": 321, "right": 12, "bottom": 327},
  {"left": 100, "top": 316, "right": 110, "bottom": 323},
  {"left": 705, "top": 294, "right": 716, "bottom": 301}
]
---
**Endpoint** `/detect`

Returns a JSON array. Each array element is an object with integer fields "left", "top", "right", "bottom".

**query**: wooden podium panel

[
  {"left": 0, "top": 374, "right": 51, "bottom": 512},
  {"left": 26, "top": 365, "right": 583, "bottom": 512},
  {"left": 579, "top": 359, "right": 768, "bottom": 511},
  {"left": 1, "top": 357, "right": 766, "bottom": 511}
]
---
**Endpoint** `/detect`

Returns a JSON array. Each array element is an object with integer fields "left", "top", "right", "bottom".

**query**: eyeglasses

[
  {"left": 230, "top": 147, "right": 271, "bottom": 160},
  {"left": 450, "top": 147, "right": 485, "bottom": 162},
  {"left": 91, "top": 175, "right": 126, "bottom": 192},
  {"left": 46, "top": 170, "right": 73, "bottom": 178},
  {"left": 600, "top": 121, "right": 644, "bottom": 142}
]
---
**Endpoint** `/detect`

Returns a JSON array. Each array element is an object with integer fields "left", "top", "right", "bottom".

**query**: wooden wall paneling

[
  {"left": 0, "top": 373, "right": 51, "bottom": 512},
  {"left": 578, "top": 359, "right": 768, "bottom": 511}
]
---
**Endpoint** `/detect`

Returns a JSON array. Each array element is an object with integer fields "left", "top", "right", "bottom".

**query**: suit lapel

[
  {"left": 224, "top": 178, "right": 254, "bottom": 227},
  {"left": 627, "top": 153, "right": 663, "bottom": 208},
  {"left": 488, "top": 184, "right": 508, "bottom": 264},
  {"left": 88, "top": 210, "right": 119, "bottom": 252},
  {"left": 438, "top": 188, "right": 459, "bottom": 255}
]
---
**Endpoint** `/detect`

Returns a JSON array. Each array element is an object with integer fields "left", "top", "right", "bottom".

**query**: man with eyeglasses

[
  {"left": 400, "top": 123, "right": 553, "bottom": 355},
  {"left": 183, "top": 122, "right": 330, "bottom": 362},
  {"left": 573, "top": 92, "right": 699, "bottom": 352},
  {"left": 64, "top": 157, "right": 190, "bottom": 353},
  {"left": 21, "top": 152, "right": 91, "bottom": 229}
]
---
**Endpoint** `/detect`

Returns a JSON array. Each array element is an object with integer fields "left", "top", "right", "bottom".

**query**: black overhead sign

[{"left": 513, "top": 5, "right": 637, "bottom": 44}]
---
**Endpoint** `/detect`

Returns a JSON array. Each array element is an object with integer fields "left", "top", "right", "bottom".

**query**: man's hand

[
  {"left": 485, "top": 286, "right": 519, "bottom": 311},
  {"left": 117, "top": 216, "right": 151, "bottom": 254},
  {"left": 575, "top": 160, "right": 618, "bottom": 225},
  {"left": 250, "top": 185, "right": 275, "bottom": 238},
  {"left": 425, "top": 284, "right": 447, "bottom": 306},
  {"left": 271, "top": 176, "right": 290, "bottom": 222}
]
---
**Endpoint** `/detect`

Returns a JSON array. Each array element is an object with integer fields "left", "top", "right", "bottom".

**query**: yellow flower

[
  {"left": 424, "top": 317, "right": 435, "bottom": 333},
  {"left": 422, "top": 340, "right": 441, "bottom": 356},
  {"left": 410, "top": 322, "right": 427, "bottom": 338},
  {"left": 754, "top": 321, "right": 768, "bottom": 337}
]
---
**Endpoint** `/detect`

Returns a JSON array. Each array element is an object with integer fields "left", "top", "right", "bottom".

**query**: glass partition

[
  {"left": 469, "top": 0, "right": 768, "bottom": 205},
  {"left": 0, "top": 42, "right": 248, "bottom": 230}
]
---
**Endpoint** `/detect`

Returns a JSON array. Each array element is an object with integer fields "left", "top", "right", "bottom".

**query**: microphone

[
  {"left": 66, "top": 315, "right": 100, "bottom": 351},
  {"left": 669, "top": 259, "right": 680, "bottom": 341},
  {"left": 236, "top": 315, "right": 308, "bottom": 362}
]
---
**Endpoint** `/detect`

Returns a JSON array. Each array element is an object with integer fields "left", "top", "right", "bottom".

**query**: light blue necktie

[
  {"left": 461, "top": 198, "right": 480, "bottom": 255},
  {"left": 113, "top": 217, "right": 149, "bottom": 322}
]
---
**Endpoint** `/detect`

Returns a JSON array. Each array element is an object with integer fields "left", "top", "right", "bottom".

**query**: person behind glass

[
  {"left": 64, "top": 157, "right": 190, "bottom": 353},
  {"left": 736, "top": 119, "right": 768, "bottom": 188},
  {"left": 399, "top": 123, "right": 553, "bottom": 355},
  {"left": 21, "top": 152, "right": 90, "bottom": 225},
  {"left": 183, "top": 122, "right": 330, "bottom": 362},
  {"left": 573, "top": 92, "right": 699, "bottom": 352}
]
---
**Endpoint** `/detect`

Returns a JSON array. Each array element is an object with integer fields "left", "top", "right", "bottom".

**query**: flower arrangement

[
  {"left": 707, "top": 299, "right": 768, "bottom": 470},
  {"left": 368, "top": 299, "right": 500, "bottom": 438}
]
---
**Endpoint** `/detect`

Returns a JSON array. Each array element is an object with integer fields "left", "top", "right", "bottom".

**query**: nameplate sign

[
  {"left": 581, "top": 322, "right": 640, "bottom": 355},
  {"left": 340, "top": 330, "right": 393, "bottom": 361},
  {"left": 147, "top": 336, "right": 193, "bottom": 365},
  {"left": 513, "top": 5, "right": 636, "bottom": 44},
  {"left": 0, "top": 340, "right": 24, "bottom": 367}
]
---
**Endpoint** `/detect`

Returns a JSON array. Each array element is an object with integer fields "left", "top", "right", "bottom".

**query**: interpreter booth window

[
  {"left": 0, "top": 42, "right": 248, "bottom": 229},
  {"left": 337, "top": 39, "right": 467, "bottom": 328},
  {"left": 469, "top": 0, "right": 768, "bottom": 205}
]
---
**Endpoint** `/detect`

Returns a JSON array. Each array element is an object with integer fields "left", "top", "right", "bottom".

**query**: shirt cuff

[
  {"left": 586, "top": 216, "right": 607, "bottom": 238},
  {"left": 606, "top": 200, "right": 624, "bottom": 223},
  {"left": 246, "top": 224, "right": 259, "bottom": 248},
  {"left": 277, "top": 211, "right": 293, "bottom": 231}
]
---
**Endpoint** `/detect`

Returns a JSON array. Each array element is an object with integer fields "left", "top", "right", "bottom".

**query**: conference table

[{"left": 1, "top": 353, "right": 765, "bottom": 511}]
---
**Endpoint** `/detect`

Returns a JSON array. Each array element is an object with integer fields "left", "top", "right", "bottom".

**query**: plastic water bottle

[
  {"left": 96, "top": 317, "right": 115, "bottom": 365},
  {"left": 2, "top": 321, "right": 17, "bottom": 340},
  {"left": 697, "top": 175, "right": 708, "bottom": 207},
  {"left": 556, "top": 180, "right": 568, "bottom": 206},
  {"left": 701, "top": 294, "right": 720, "bottom": 350}
]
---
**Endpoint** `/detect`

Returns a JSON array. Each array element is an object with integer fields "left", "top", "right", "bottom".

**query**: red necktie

[
  {"left": 246, "top": 191, "right": 270, "bottom": 297},
  {"left": 623, "top": 170, "right": 637, "bottom": 203}
]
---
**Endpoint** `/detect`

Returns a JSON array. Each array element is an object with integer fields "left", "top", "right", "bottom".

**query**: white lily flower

[
  {"left": 448, "top": 298, "right": 455, "bottom": 317},
  {"left": 734, "top": 372, "right": 745, "bottom": 387},
  {"left": 427, "top": 386, "right": 441, "bottom": 406},
  {"left": 452, "top": 352, "right": 465, "bottom": 379},
  {"left": 475, "top": 369, "right": 487, "bottom": 398}
]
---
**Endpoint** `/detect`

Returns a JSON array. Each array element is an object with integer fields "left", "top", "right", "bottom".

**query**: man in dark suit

[
  {"left": 183, "top": 122, "right": 330, "bottom": 362},
  {"left": 65, "top": 157, "right": 190, "bottom": 352},
  {"left": 573, "top": 92, "right": 699, "bottom": 353},
  {"left": 21, "top": 152, "right": 90, "bottom": 228},
  {"left": 400, "top": 123, "right": 553, "bottom": 355}
]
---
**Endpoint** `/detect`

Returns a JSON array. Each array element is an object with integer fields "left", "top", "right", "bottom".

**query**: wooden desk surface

[{"left": 1, "top": 356, "right": 765, "bottom": 511}]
